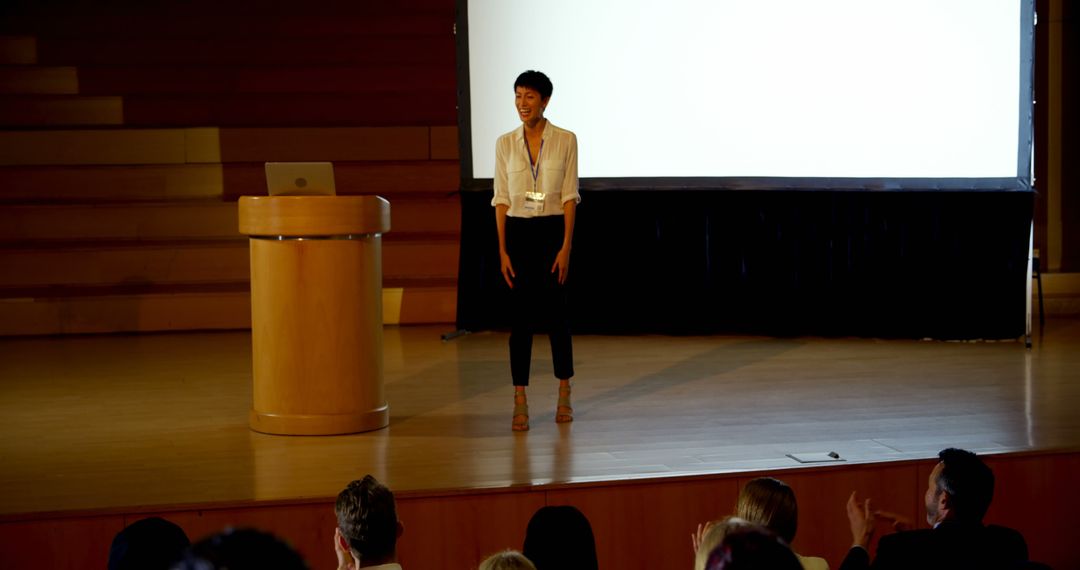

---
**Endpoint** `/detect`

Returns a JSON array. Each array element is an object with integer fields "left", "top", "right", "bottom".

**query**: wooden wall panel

[
  {"left": 138, "top": 504, "right": 338, "bottom": 570},
  {"left": 396, "top": 491, "right": 547, "bottom": 570},
  {"left": 0, "top": 453, "right": 1076, "bottom": 570},
  {"left": 0, "top": 514, "right": 124, "bottom": 570},
  {"left": 545, "top": 477, "right": 742, "bottom": 570},
  {"left": 984, "top": 453, "right": 1080, "bottom": 568}
]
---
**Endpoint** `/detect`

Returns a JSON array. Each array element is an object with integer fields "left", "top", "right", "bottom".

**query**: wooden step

[
  {"left": 218, "top": 127, "right": 438, "bottom": 162},
  {"left": 221, "top": 161, "right": 459, "bottom": 199},
  {"left": 0, "top": 127, "right": 219, "bottom": 165},
  {"left": 0, "top": 127, "right": 453, "bottom": 166},
  {"left": 77, "top": 64, "right": 453, "bottom": 95},
  {"left": 120, "top": 92, "right": 455, "bottom": 127},
  {"left": 0, "top": 282, "right": 455, "bottom": 335},
  {"left": 0, "top": 198, "right": 458, "bottom": 241},
  {"left": 0, "top": 202, "right": 238, "bottom": 241},
  {"left": 0, "top": 284, "right": 252, "bottom": 335},
  {"left": 0, "top": 164, "right": 224, "bottom": 202},
  {"left": 0, "top": 240, "right": 250, "bottom": 288},
  {"left": 36, "top": 36, "right": 454, "bottom": 66},
  {"left": 1, "top": 4, "right": 452, "bottom": 37},
  {"left": 0, "top": 36, "right": 36, "bottom": 64},
  {"left": 0, "top": 66, "right": 77, "bottom": 94},
  {"left": 0, "top": 95, "right": 122, "bottom": 127},
  {"left": 0, "top": 238, "right": 459, "bottom": 288}
]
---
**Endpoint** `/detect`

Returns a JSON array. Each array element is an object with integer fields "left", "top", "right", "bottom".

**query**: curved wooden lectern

[{"left": 238, "top": 196, "right": 391, "bottom": 435}]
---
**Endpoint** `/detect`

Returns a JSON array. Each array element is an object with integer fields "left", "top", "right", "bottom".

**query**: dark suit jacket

[{"left": 838, "top": 520, "right": 1028, "bottom": 570}]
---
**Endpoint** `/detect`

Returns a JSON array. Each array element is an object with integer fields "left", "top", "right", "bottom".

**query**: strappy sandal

[
  {"left": 556, "top": 384, "right": 573, "bottom": 423},
  {"left": 512, "top": 393, "right": 529, "bottom": 431}
]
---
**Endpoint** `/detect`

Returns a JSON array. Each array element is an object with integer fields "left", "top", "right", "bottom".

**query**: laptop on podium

[{"left": 264, "top": 162, "right": 337, "bottom": 196}]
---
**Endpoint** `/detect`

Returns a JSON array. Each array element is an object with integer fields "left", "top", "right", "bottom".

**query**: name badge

[{"left": 524, "top": 191, "right": 546, "bottom": 213}]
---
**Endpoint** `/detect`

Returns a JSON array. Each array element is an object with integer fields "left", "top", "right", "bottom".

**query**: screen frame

[{"left": 455, "top": 0, "right": 1035, "bottom": 193}]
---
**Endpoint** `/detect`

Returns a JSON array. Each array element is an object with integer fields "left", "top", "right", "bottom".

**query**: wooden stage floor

[{"left": 1, "top": 320, "right": 1079, "bottom": 518}]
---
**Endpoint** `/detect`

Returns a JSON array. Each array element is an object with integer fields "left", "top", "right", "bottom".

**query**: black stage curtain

[{"left": 456, "top": 190, "right": 1034, "bottom": 339}]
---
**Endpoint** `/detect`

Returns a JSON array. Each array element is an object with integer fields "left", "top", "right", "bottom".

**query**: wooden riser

[
  {"left": 222, "top": 161, "right": 460, "bottom": 198},
  {"left": 0, "top": 239, "right": 459, "bottom": 289},
  {"left": 218, "top": 126, "right": 456, "bottom": 162},
  {"left": 0, "top": 66, "right": 77, "bottom": 94},
  {"left": 121, "top": 92, "right": 455, "bottom": 127},
  {"left": 0, "top": 285, "right": 456, "bottom": 335},
  {"left": 0, "top": 199, "right": 460, "bottom": 241},
  {"left": 77, "top": 65, "right": 454, "bottom": 96},
  {"left": 0, "top": 36, "right": 35, "bottom": 64},
  {"left": 0, "top": 95, "right": 122, "bottom": 126},
  {"left": 36, "top": 36, "right": 455, "bottom": 67},
  {"left": 0, "top": 128, "right": 220, "bottom": 165},
  {"left": 0, "top": 161, "right": 458, "bottom": 202},
  {"left": 1, "top": 12, "right": 452, "bottom": 37},
  {"left": 0, "top": 127, "right": 457, "bottom": 166}
]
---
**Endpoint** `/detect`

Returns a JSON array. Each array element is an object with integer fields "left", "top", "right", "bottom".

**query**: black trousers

[{"left": 505, "top": 215, "right": 574, "bottom": 386}]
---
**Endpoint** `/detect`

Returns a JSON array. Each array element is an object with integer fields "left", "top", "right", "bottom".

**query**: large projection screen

[{"left": 457, "top": 0, "right": 1034, "bottom": 191}]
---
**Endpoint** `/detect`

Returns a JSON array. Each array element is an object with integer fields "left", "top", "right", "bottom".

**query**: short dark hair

[
  {"left": 705, "top": 525, "right": 802, "bottom": 570},
  {"left": 735, "top": 477, "right": 798, "bottom": 544},
  {"left": 514, "top": 70, "right": 553, "bottom": 100},
  {"left": 108, "top": 516, "right": 190, "bottom": 570},
  {"left": 335, "top": 475, "right": 398, "bottom": 562},
  {"left": 173, "top": 528, "right": 307, "bottom": 570},
  {"left": 936, "top": 448, "right": 995, "bottom": 522}
]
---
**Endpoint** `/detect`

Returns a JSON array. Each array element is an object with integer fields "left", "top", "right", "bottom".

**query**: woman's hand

[
  {"left": 333, "top": 528, "right": 356, "bottom": 570},
  {"left": 551, "top": 247, "right": 571, "bottom": 284},
  {"left": 691, "top": 520, "right": 715, "bottom": 553},
  {"left": 501, "top": 252, "right": 515, "bottom": 288}
]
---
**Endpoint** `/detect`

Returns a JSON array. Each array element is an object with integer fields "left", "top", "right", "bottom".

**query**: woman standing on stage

[{"left": 492, "top": 70, "right": 580, "bottom": 432}]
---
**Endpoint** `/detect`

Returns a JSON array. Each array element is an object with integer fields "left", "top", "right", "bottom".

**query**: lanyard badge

[{"left": 523, "top": 129, "right": 546, "bottom": 213}]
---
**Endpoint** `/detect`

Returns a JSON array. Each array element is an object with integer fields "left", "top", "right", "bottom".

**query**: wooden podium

[{"left": 238, "top": 196, "right": 391, "bottom": 435}]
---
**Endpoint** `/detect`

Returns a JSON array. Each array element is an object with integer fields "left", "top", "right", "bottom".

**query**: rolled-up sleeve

[
  {"left": 492, "top": 136, "right": 511, "bottom": 208},
  {"left": 561, "top": 132, "right": 580, "bottom": 205}
]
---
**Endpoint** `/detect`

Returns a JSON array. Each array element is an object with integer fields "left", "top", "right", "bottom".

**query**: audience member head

[
  {"left": 522, "top": 505, "right": 598, "bottom": 570},
  {"left": 704, "top": 524, "right": 802, "bottom": 570},
  {"left": 734, "top": 477, "right": 798, "bottom": 544},
  {"left": 172, "top": 528, "right": 307, "bottom": 570},
  {"left": 695, "top": 517, "right": 754, "bottom": 570},
  {"left": 479, "top": 549, "right": 537, "bottom": 570},
  {"left": 926, "top": 447, "right": 995, "bottom": 525},
  {"left": 335, "top": 474, "right": 402, "bottom": 568},
  {"left": 514, "top": 70, "right": 553, "bottom": 100},
  {"left": 108, "top": 516, "right": 190, "bottom": 570}
]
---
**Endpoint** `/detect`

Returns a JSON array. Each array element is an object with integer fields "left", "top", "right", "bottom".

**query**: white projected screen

[{"left": 467, "top": 0, "right": 1023, "bottom": 181}]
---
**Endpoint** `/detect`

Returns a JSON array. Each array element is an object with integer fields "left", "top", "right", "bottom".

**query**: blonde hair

[
  {"left": 734, "top": 477, "right": 798, "bottom": 544},
  {"left": 479, "top": 549, "right": 537, "bottom": 570},
  {"left": 694, "top": 516, "right": 753, "bottom": 570}
]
